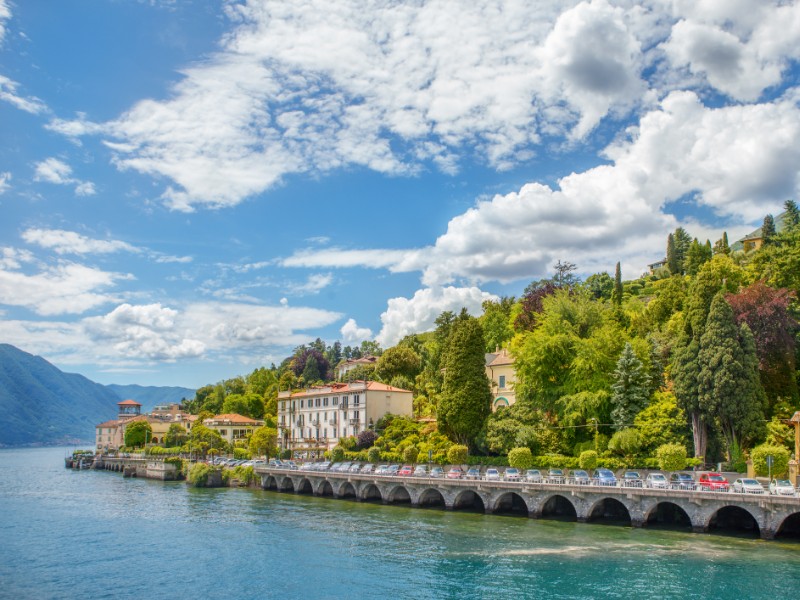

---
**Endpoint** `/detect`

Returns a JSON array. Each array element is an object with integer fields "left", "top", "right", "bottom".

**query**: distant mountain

[
  {"left": 106, "top": 384, "right": 194, "bottom": 413},
  {"left": 0, "top": 344, "right": 195, "bottom": 447},
  {"left": 0, "top": 344, "right": 120, "bottom": 446}
]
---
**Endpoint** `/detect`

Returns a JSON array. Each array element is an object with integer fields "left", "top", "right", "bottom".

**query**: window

[
  {"left": 324, "top": 428, "right": 328, "bottom": 438},
  {"left": 220, "top": 429, "right": 227, "bottom": 436},
  {"left": 499, "top": 375, "right": 506, "bottom": 389},
  {"left": 353, "top": 410, "right": 359, "bottom": 420},
  {"left": 353, "top": 394, "right": 360, "bottom": 406},
  {"left": 333, "top": 397, "right": 338, "bottom": 406},
  {"left": 323, "top": 397, "right": 329, "bottom": 407},
  {"left": 315, "top": 398, "right": 321, "bottom": 407},
  {"left": 300, "top": 400, "right": 304, "bottom": 408}
]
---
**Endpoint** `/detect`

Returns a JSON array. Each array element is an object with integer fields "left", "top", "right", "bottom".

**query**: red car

[
  {"left": 398, "top": 465, "right": 414, "bottom": 476},
  {"left": 698, "top": 472, "right": 729, "bottom": 491}
]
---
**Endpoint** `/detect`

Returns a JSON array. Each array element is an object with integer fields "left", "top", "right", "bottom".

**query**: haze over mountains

[{"left": 0, "top": 344, "right": 194, "bottom": 447}]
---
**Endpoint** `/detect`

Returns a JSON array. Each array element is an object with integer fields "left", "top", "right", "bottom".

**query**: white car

[
  {"left": 645, "top": 473, "right": 669, "bottom": 489},
  {"left": 484, "top": 468, "right": 501, "bottom": 481},
  {"left": 769, "top": 479, "right": 796, "bottom": 496},
  {"left": 732, "top": 478, "right": 765, "bottom": 494}
]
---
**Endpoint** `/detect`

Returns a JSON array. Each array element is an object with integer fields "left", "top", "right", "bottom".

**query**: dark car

[
  {"left": 571, "top": 469, "right": 590, "bottom": 485},
  {"left": 669, "top": 472, "right": 695, "bottom": 490},
  {"left": 464, "top": 467, "right": 481, "bottom": 480},
  {"left": 592, "top": 468, "right": 617, "bottom": 486},
  {"left": 622, "top": 471, "right": 643, "bottom": 488},
  {"left": 547, "top": 468, "right": 565, "bottom": 484}
]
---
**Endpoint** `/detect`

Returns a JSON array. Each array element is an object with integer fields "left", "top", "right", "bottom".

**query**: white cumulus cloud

[
  {"left": 340, "top": 318, "right": 373, "bottom": 345},
  {"left": 33, "top": 158, "right": 96, "bottom": 196}
]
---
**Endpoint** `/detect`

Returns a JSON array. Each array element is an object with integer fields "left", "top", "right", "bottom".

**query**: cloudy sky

[{"left": 1, "top": 0, "right": 799, "bottom": 388}]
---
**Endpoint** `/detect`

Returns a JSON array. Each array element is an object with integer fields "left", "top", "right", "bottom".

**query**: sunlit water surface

[{"left": 1, "top": 447, "right": 799, "bottom": 599}]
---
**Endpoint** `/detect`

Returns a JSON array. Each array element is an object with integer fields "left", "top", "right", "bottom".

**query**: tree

[
  {"left": 762, "top": 214, "right": 776, "bottom": 245},
  {"left": 666, "top": 233, "right": 678, "bottom": 274},
  {"left": 375, "top": 345, "right": 421, "bottom": 382},
  {"left": 685, "top": 238, "right": 712, "bottom": 276},
  {"left": 249, "top": 426, "right": 278, "bottom": 458},
  {"left": 698, "top": 294, "right": 766, "bottom": 455},
  {"left": 610, "top": 343, "right": 650, "bottom": 430},
  {"left": 656, "top": 443, "right": 687, "bottom": 472},
  {"left": 713, "top": 231, "right": 730, "bottom": 255},
  {"left": 584, "top": 272, "right": 614, "bottom": 300},
  {"left": 579, "top": 450, "right": 597, "bottom": 471},
  {"left": 367, "top": 446, "right": 381, "bottom": 463},
  {"left": 480, "top": 297, "right": 515, "bottom": 351},
  {"left": 124, "top": 420, "right": 152, "bottom": 448},
  {"left": 508, "top": 447, "right": 534, "bottom": 470},
  {"left": 611, "top": 262, "right": 623, "bottom": 306},
  {"left": 164, "top": 423, "right": 187, "bottom": 448},
  {"left": 513, "top": 280, "right": 559, "bottom": 331},
  {"left": 553, "top": 260, "right": 579, "bottom": 288},
  {"left": 783, "top": 199, "right": 800, "bottom": 229},
  {"left": 633, "top": 391, "right": 689, "bottom": 455},
  {"left": 222, "top": 392, "right": 265, "bottom": 419},
  {"left": 607, "top": 428, "right": 642, "bottom": 459},
  {"left": 189, "top": 424, "right": 228, "bottom": 456},
  {"left": 437, "top": 315, "right": 492, "bottom": 450},
  {"left": 751, "top": 443, "right": 791, "bottom": 478},
  {"left": 446, "top": 444, "right": 469, "bottom": 464},
  {"left": 302, "top": 354, "right": 323, "bottom": 383},
  {"left": 356, "top": 429, "right": 377, "bottom": 450}
]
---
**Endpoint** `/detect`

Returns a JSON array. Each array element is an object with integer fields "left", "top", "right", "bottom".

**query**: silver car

[
  {"left": 645, "top": 473, "right": 669, "bottom": 489},
  {"left": 769, "top": 479, "right": 795, "bottom": 496},
  {"left": 732, "top": 478, "right": 765, "bottom": 494}
]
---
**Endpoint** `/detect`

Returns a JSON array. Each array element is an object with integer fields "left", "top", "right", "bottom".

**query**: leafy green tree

[
  {"left": 164, "top": 423, "right": 187, "bottom": 448},
  {"left": 751, "top": 443, "right": 790, "bottom": 477},
  {"left": 446, "top": 444, "right": 469, "bottom": 464},
  {"left": 480, "top": 297, "right": 515, "bottom": 352},
  {"left": 375, "top": 345, "right": 421, "bottom": 382},
  {"left": 698, "top": 293, "right": 766, "bottom": 454},
  {"left": 367, "top": 446, "right": 381, "bottom": 463},
  {"left": 485, "top": 402, "right": 541, "bottom": 454},
  {"left": 124, "top": 420, "right": 152, "bottom": 448},
  {"left": 713, "top": 232, "right": 730, "bottom": 255},
  {"left": 189, "top": 424, "right": 228, "bottom": 456},
  {"left": 633, "top": 391, "right": 689, "bottom": 455},
  {"left": 222, "top": 392, "right": 265, "bottom": 419},
  {"left": 607, "top": 428, "right": 642, "bottom": 459},
  {"left": 438, "top": 315, "right": 492, "bottom": 449},
  {"left": 610, "top": 343, "right": 650, "bottom": 430},
  {"left": 656, "top": 443, "right": 687, "bottom": 471},
  {"left": 685, "top": 238, "right": 712, "bottom": 276},
  {"left": 584, "top": 272, "right": 614, "bottom": 300},
  {"left": 249, "top": 426, "right": 278, "bottom": 458},
  {"left": 611, "top": 262, "right": 623, "bottom": 306},
  {"left": 331, "top": 446, "right": 345, "bottom": 462},
  {"left": 403, "top": 446, "right": 419, "bottom": 464},
  {"left": 508, "top": 447, "right": 534, "bottom": 470},
  {"left": 579, "top": 450, "right": 597, "bottom": 471}
]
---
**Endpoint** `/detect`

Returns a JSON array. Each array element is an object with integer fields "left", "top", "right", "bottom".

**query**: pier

[{"left": 256, "top": 466, "right": 800, "bottom": 540}]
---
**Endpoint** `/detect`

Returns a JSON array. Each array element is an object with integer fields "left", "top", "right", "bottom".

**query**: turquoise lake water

[{"left": 2, "top": 447, "right": 800, "bottom": 599}]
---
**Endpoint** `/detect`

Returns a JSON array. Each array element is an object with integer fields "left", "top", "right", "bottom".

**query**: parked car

[
  {"left": 413, "top": 465, "right": 428, "bottom": 477},
  {"left": 525, "top": 469, "right": 543, "bottom": 483},
  {"left": 349, "top": 463, "right": 362, "bottom": 473},
  {"left": 386, "top": 464, "right": 400, "bottom": 476},
  {"left": 504, "top": 467, "right": 521, "bottom": 482},
  {"left": 621, "top": 471, "right": 643, "bottom": 487},
  {"left": 733, "top": 478, "right": 765, "bottom": 494},
  {"left": 592, "top": 468, "right": 618, "bottom": 486},
  {"left": 464, "top": 467, "right": 481, "bottom": 480},
  {"left": 268, "top": 459, "right": 283, "bottom": 468},
  {"left": 360, "top": 463, "right": 375, "bottom": 474},
  {"left": 571, "top": 469, "right": 590, "bottom": 485},
  {"left": 698, "top": 472, "right": 729, "bottom": 491},
  {"left": 484, "top": 468, "right": 501, "bottom": 481},
  {"left": 283, "top": 460, "right": 298, "bottom": 470},
  {"left": 769, "top": 479, "right": 795, "bottom": 496},
  {"left": 645, "top": 473, "right": 669, "bottom": 489},
  {"left": 374, "top": 464, "right": 389, "bottom": 475},
  {"left": 547, "top": 468, "right": 565, "bottom": 484},
  {"left": 447, "top": 467, "right": 464, "bottom": 479},
  {"left": 669, "top": 472, "right": 695, "bottom": 490},
  {"left": 398, "top": 465, "right": 414, "bottom": 476},
  {"left": 430, "top": 466, "right": 445, "bottom": 478}
]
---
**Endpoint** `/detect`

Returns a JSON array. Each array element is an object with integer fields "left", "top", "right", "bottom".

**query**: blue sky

[{"left": 1, "top": 0, "right": 799, "bottom": 388}]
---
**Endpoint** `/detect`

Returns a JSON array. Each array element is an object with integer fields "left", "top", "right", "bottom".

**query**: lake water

[{"left": 2, "top": 447, "right": 799, "bottom": 599}]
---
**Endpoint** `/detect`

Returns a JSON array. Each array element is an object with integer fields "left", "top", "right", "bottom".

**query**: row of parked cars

[{"left": 267, "top": 461, "right": 798, "bottom": 496}]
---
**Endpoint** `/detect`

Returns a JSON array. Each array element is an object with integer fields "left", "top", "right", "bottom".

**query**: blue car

[{"left": 592, "top": 468, "right": 618, "bottom": 486}]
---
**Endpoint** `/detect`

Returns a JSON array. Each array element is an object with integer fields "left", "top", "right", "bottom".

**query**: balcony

[
  {"left": 349, "top": 418, "right": 359, "bottom": 426},
  {"left": 339, "top": 404, "right": 348, "bottom": 411}
]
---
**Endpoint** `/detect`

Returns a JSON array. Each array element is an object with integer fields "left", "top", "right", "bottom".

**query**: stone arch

[
  {"left": 706, "top": 505, "right": 760, "bottom": 537},
  {"left": 418, "top": 488, "right": 446, "bottom": 508},
  {"left": 644, "top": 501, "right": 692, "bottom": 530},
  {"left": 318, "top": 480, "right": 334, "bottom": 497},
  {"left": 360, "top": 483, "right": 383, "bottom": 503},
  {"left": 775, "top": 512, "right": 800, "bottom": 541},
  {"left": 386, "top": 485, "right": 412, "bottom": 504},
  {"left": 492, "top": 491, "right": 530, "bottom": 516},
  {"left": 296, "top": 478, "right": 313, "bottom": 494},
  {"left": 338, "top": 481, "right": 357, "bottom": 499},
  {"left": 587, "top": 497, "right": 632, "bottom": 525},
  {"left": 263, "top": 475, "right": 278, "bottom": 490},
  {"left": 151, "top": 437, "right": 159, "bottom": 444},
  {"left": 493, "top": 397, "right": 510, "bottom": 408},
  {"left": 279, "top": 476, "right": 294, "bottom": 492},
  {"left": 452, "top": 489, "right": 487, "bottom": 512},
  {"left": 539, "top": 494, "right": 577, "bottom": 521}
]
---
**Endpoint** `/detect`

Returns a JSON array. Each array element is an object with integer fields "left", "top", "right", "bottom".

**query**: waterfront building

[
  {"left": 485, "top": 348, "right": 516, "bottom": 410},
  {"left": 203, "top": 413, "right": 264, "bottom": 445},
  {"left": 277, "top": 381, "right": 413, "bottom": 454},
  {"left": 95, "top": 400, "right": 196, "bottom": 452}
]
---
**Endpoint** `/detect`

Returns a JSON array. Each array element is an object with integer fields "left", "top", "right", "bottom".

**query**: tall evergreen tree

[
  {"left": 685, "top": 238, "right": 712, "bottom": 276},
  {"left": 762, "top": 214, "right": 776, "bottom": 245},
  {"left": 612, "top": 262, "right": 623, "bottom": 306},
  {"left": 674, "top": 227, "right": 692, "bottom": 271},
  {"left": 713, "top": 231, "right": 730, "bottom": 255},
  {"left": 610, "top": 343, "right": 650, "bottom": 430},
  {"left": 666, "top": 233, "right": 678, "bottom": 274},
  {"left": 783, "top": 199, "right": 800, "bottom": 229},
  {"left": 698, "top": 294, "right": 766, "bottom": 455},
  {"left": 672, "top": 334, "right": 706, "bottom": 458},
  {"left": 438, "top": 314, "right": 492, "bottom": 450}
]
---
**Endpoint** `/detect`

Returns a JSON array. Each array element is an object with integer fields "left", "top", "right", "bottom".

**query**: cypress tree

[
  {"left": 666, "top": 233, "right": 678, "bottom": 274},
  {"left": 674, "top": 227, "right": 692, "bottom": 272},
  {"left": 610, "top": 343, "right": 650, "bottom": 430},
  {"left": 612, "top": 262, "right": 623, "bottom": 306},
  {"left": 713, "top": 232, "right": 730, "bottom": 255},
  {"left": 783, "top": 200, "right": 800, "bottom": 229},
  {"left": 438, "top": 314, "right": 492, "bottom": 450},
  {"left": 684, "top": 238, "right": 712, "bottom": 276},
  {"left": 761, "top": 214, "right": 776, "bottom": 245},
  {"left": 697, "top": 294, "right": 766, "bottom": 455}
]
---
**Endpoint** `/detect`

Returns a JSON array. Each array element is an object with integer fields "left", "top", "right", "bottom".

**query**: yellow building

[
  {"left": 203, "top": 413, "right": 264, "bottom": 445},
  {"left": 486, "top": 348, "right": 516, "bottom": 411}
]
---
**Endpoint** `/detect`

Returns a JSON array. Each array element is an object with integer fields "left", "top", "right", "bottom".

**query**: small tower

[{"left": 117, "top": 399, "right": 142, "bottom": 420}]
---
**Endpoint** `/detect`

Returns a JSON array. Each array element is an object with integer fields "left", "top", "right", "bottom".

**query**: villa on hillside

[
  {"left": 95, "top": 400, "right": 197, "bottom": 453},
  {"left": 334, "top": 355, "right": 378, "bottom": 380},
  {"left": 731, "top": 210, "right": 788, "bottom": 252},
  {"left": 277, "top": 380, "right": 413, "bottom": 455},
  {"left": 485, "top": 347, "right": 517, "bottom": 411},
  {"left": 203, "top": 413, "right": 264, "bottom": 445}
]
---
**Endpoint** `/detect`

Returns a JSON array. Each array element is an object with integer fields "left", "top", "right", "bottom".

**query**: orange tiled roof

[
  {"left": 96, "top": 420, "right": 120, "bottom": 428},
  {"left": 487, "top": 349, "right": 514, "bottom": 367},
  {"left": 286, "top": 380, "right": 412, "bottom": 397},
  {"left": 117, "top": 399, "right": 142, "bottom": 406},
  {"left": 206, "top": 413, "right": 261, "bottom": 425}
]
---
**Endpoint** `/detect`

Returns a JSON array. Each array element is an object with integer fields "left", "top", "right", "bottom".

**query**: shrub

[
  {"left": 403, "top": 446, "right": 419, "bottom": 464},
  {"left": 340, "top": 436, "right": 357, "bottom": 451},
  {"left": 751, "top": 443, "right": 790, "bottom": 477},
  {"left": 508, "top": 447, "right": 533, "bottom": 470},
  {"left": 655, "top": 443, "right": 687, "bottom": 472},
  {"left": 187, "top": 463, "right": 213, "bottom": 487},
  {"left": 233, "top": 447, "right": 251, "bottom": 460},
  {"left": 579, "top": 450, "right": 597, "bottom": 471},
  {"left": 608, "top": 428, "right": 642, "bottom": 458},
  {"left": 367, "top": 446, "right": 381, "bottom": 463},
  {"left": 330, "top": 446, "right": 345, "bottom": 462},
  {"left": 447, "top": 444, "right": 469, "bottom": 465},
  {"left": 356, "top": 430, "right": 378, "bottom": 450}
]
